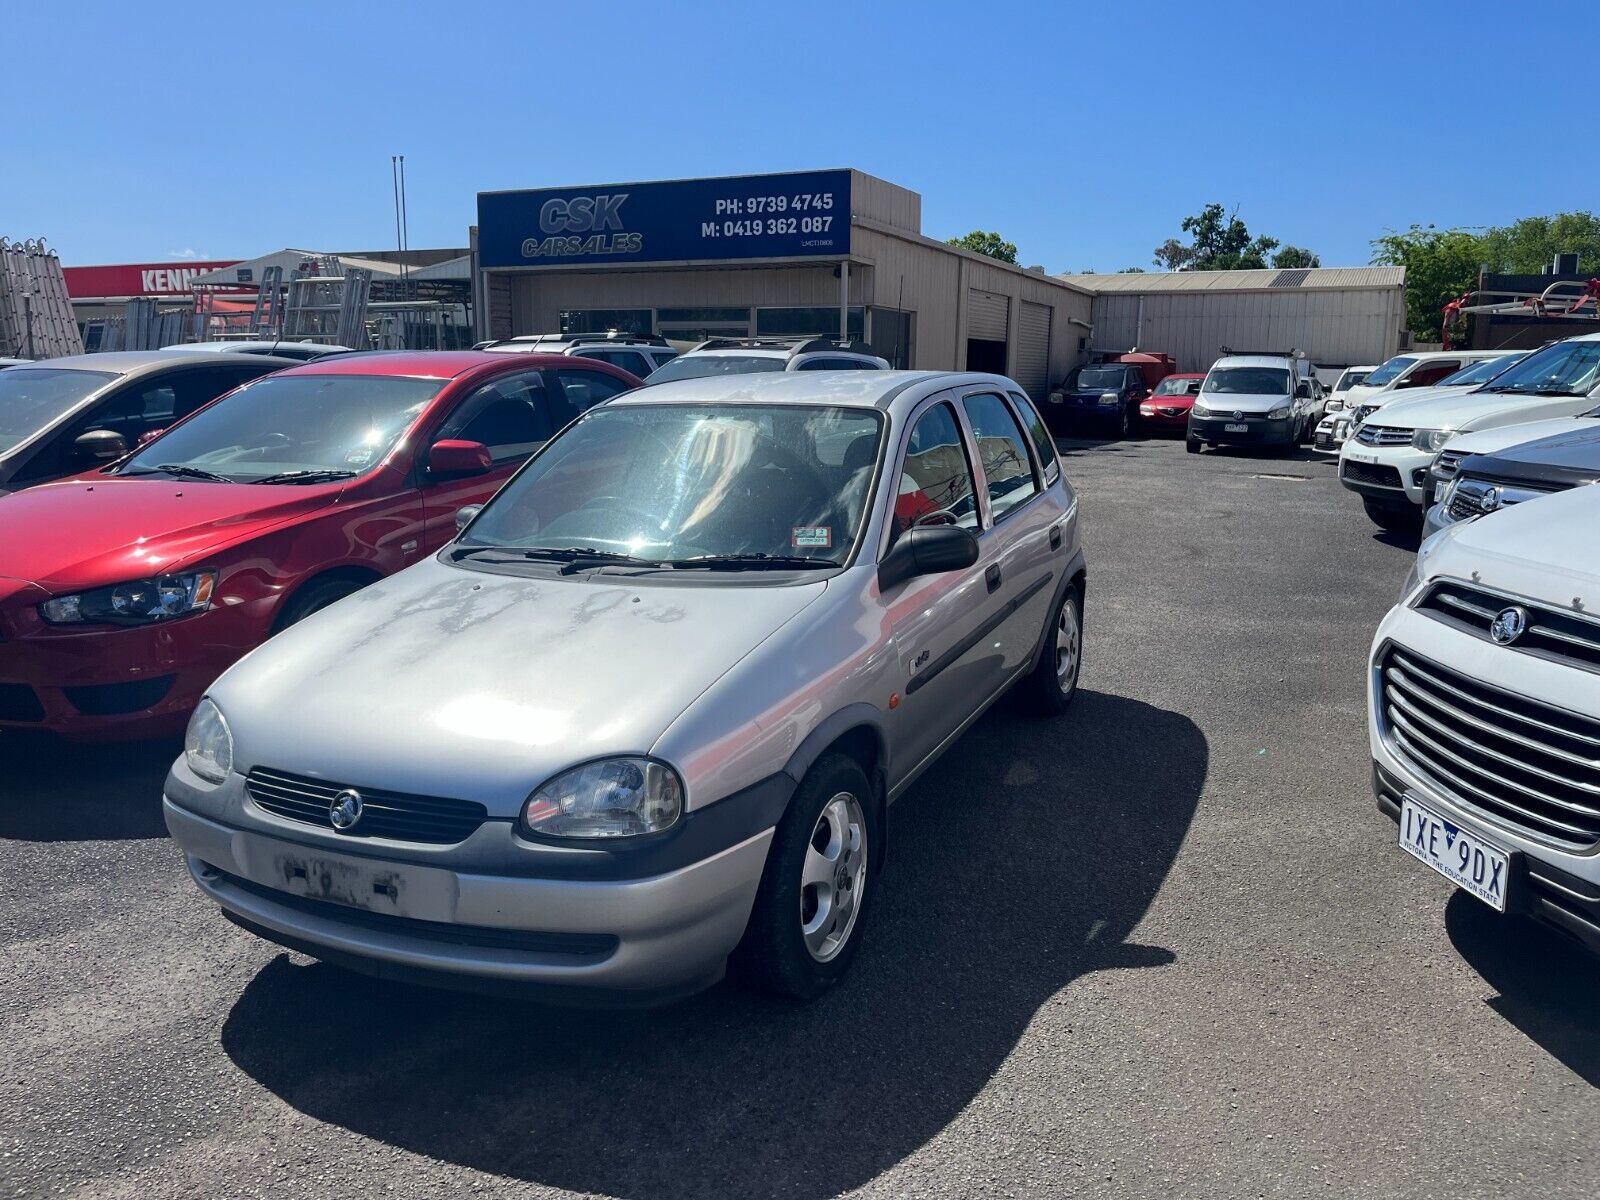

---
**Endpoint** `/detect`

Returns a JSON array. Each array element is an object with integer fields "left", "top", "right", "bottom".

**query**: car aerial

[
  {"left": 1339, "top": 337, "right": 1598, "bottom": 531},
  {"left": 160, "top": 341, "right": 355, "bottom": 361},
  {"left": 1046, "top": 360, "right": 1155, "bottom": 437},
  {"left": 162, "top": 369, "right": 1086, "bottom": 1004},
  {"left": 0, "top": 350, "right": 640, "bottom": 739},
  {"left": 0, "top": 350, "right": 296, "bottom": 499},
  {"left": 1426, "top": 414, "right": 1600, "bottom": 537},
  {"left": 1342, "top": 349, "right": 1508, "bottom": 426},
  {"left": 1371, "top": 483, "right": 1600, "bottom": 957},
  {"left": 1186, "top": 351, "right": 1319, "bottom": 453},
  {"left": 643, "top": 335, "right": 889, "bottom": 384},
  {"left": 478, "top": 331, "right": 679, "bottom": 380},
  {"left": 1137, "top": 372, "right": 1205, "bottom": 434}
]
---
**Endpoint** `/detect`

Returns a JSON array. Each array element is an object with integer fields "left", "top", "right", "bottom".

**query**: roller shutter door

[
  {"left": 967, "top": 289, "right": 1009, "bottom": 341},
  {"left": 1016, "top": 302, "right": 1052, "bottom": 399}
]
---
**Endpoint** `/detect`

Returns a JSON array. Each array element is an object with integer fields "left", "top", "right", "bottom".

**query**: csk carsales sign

[{"left": 63, "top": 261, "right": 242, "bottom": 299}]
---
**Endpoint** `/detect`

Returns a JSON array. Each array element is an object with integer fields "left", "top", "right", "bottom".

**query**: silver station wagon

[{"left": 165, "top": 370, "right": 1087, "bottom": 1003}]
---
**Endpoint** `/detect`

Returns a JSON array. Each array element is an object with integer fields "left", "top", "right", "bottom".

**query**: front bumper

[
  {"left": 1138, "top": 404, "right": 1191, "bottom": 431},
  {"left": 1339, "top": 443, "right": 1430, "bottom": 506},
  {"left": 1422, "top": 502, "right": 1454, "bottom": 539},
  {"left": 1188, "top": 413, "right": 1294, "bottom": 446},
  {"left": 163, "top": 763, "right": 780, "bottom": 1001},
  {"left": 0, "top": 598, "right": 272, "bottom": 739},
  {"left": 1368, "top": 608, "right": 1600, "bottom": 954}
]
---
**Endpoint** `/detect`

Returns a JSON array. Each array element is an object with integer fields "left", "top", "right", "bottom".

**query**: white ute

[{"left": 1371, "top": 484, "right": 1600, "bottom": 956}]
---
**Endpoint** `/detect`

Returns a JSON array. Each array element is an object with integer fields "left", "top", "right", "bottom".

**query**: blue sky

[{"left": 7, "top": 1, "right": 1593, "bottom": 271}]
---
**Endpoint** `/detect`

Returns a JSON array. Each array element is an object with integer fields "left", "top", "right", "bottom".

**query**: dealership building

[{"left": 471, "top": 169, "right": 1094, "bottom": 399}]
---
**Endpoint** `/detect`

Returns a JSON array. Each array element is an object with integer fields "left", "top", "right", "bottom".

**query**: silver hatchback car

[{"left": 165, "top": 370, "right": 1087, "bottom": 1003}]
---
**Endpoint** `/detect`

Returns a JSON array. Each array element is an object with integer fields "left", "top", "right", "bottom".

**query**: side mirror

[
  {"left": 877, "top": 524, "right": 981, "bottom": 592},
  {"left": 455, "top": 503, "right": 483, "bottom": 533},
  {"left": 73, "top": 429, "right": 129, "bottom": 461},
  {"left": 428, "top": 439, "right": 492, "bottom": 478}
]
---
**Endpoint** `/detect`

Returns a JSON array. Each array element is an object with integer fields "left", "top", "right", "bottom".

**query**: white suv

[
  {"left": 1370, "top": 484, "right": 1600, "bottom": 957},
  {"left": 1339, "top": 338, "right": 1599, "bottom": 529},
  {"left": 643, "top": 336, "right": 889, "bottom": 384},
  {"left": 479, "top": 332, "right": 679, "bottom": 380},
  {"left": 1343, "top": 349, "right": 1509, "bottom": 426}
]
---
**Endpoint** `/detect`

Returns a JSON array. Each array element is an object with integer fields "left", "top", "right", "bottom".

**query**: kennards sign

[{"left": 476, "top": 170, "right": 851, "bottom": 269}]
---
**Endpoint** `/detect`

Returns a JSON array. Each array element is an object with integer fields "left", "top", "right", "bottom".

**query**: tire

[
  {"left": 1186, "top": 434, "right": 1201, "bottom": 454},
  {"left": 1019, "top": 582, "right": 1083, "bottom": 717},
  {"left": 1116, "top": 405, "right": 1133, "bottom": 439},
  {"left": 275, "top": 576, "right": 368, "bottom": 631},
  {"left": 732, "top": 753, "right": 877, "bottom": 1000},
  {"left": 1362, "top": 498, "right": 1421, "bottom": 533}
]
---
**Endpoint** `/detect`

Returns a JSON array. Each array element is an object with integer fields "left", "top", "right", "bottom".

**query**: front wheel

[
  {"left": 1186, "top": 434, "right": 1202, "bottom": 454},
  {"left": 1020, "top": 582, "right": 1083, "bottom": 716},
  {"left": 732, "top": 754, "right": 876, "bottom": 1000},
  {"left": 1362, "top": 497, "right": 1421, "bottom": 533}
]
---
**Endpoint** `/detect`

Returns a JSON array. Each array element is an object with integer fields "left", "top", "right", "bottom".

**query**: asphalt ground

[{"left": 2, "top": 432, "right": 1597, "bottom": 1199}]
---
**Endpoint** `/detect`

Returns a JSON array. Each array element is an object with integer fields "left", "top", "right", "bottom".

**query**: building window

[
  {"left": 870, "top": 307, "right": 912, "bottom": 369},
  {"left": 559, "top": 309, "right": 653, "bottom": 336},
  {"left": 756, "top": 306, "right": 865, "bottom": 338},
  {"left": 656, "top": 307, "right": 750, "bottom": 324}
]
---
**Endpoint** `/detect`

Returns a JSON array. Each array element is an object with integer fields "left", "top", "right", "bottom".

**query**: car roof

[
  {"left": 1209, "top": 356, "right": 1296, "bottom": 369},
  {"left": 160, "top": 340, "right": 353, "bottom": 354},
  {"left": 679, "top": 347, "right": 792, "bottom": 359},
  {"left": 276, "top": 350, "right": 573, "bottom": 379},
  {"left": 9, "top": 350, "right": 295, "bottom": 375},
  {"left": 610, "top": 369, "right": 1006, "bottom": 411}
]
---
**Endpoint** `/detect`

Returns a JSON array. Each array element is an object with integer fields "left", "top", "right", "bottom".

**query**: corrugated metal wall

[
  {"left": 966, "top": 289, "right": 1009, "bottom": 340},
  {"left": 1089, "top": 287, "right": 1405, "bottom": 372}
]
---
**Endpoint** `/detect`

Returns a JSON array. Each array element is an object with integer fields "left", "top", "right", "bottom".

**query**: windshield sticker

[{"left": 792, "top": 526, "right": 833, "bottom": 549}]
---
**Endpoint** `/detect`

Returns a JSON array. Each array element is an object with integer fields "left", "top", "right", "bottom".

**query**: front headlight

[
  {"left": 1191, "top": 402, "right": 1213, "bottom": 418},
  {"left": 1098, "top": 391, "right": 1120, "bottom": 407},
  {"left": 184, "top": 698, "right": 233, "bottom": 785},
  {"left": 521, "top": 757, "right": 684, "bottom": 839},
  {"left": 1326, "top": 397, "right": 1345, "bottom": 412},
  {"left": 40, "top": 571, "right": 217, "bottom": 626},
  {"left": 1266, "top": 405, "right": 1291, "bottom": 420},
  {"left": 1411, "top": 428, "right": 1452, "bottom": 453}
]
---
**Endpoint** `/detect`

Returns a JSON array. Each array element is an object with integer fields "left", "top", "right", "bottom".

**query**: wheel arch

[
  {"left": 781, "top": 704, "right": 890, "bottom": 869},
  {"left": 271, "top": 564, "right": 385, "bottom": 633}
]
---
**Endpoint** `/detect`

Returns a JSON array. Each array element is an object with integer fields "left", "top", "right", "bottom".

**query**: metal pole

[
  {"left": 839, "top": 260, "right": 849, "bottom": 340},
  {"left": 23, "top": 294, "right": 32, "bottom": 359}
]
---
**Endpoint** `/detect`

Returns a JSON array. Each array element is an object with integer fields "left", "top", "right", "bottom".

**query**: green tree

[
  {"left": 1118, "top": 266, "right": 1146, "bottom": 273},
  {"left": 1153, "top": 203, "right": 1313, "bottom": 271},
  {"left": 1271, "top": 245, "right": 1321, "bottom": 269},
  {"left": 1478, "top": 211, "right": 1600, "bottom": 274},
  {"left": 946, "top": 230, "right": 1018, "bottom": 264},
  {"left": 1370, "top": 224, "right": 1485, "bottom": 343}
]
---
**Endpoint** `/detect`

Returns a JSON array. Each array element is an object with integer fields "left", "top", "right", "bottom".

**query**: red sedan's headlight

[{"left": 39, "top": 571, "right": 217, "bottom": 626}]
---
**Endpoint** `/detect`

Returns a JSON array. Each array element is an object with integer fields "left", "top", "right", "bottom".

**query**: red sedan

[
  {"left": 1138, "top": 372, "right": 1206, "bottom": 434},
  {"left": 0, "top": 350, "right": 639, "bottom": 739}
]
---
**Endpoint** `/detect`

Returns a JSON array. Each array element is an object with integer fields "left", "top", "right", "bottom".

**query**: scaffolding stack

[
  {"left": 282, "top": 256, "right": 372, "bottom": 346},
  {"left": 0, "top": 238, "right": 83, "bottom": 359}
]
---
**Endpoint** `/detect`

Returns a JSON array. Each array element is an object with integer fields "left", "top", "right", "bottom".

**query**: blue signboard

[{"left": 477, "top": 169, "right": 851, "bottom": 269}]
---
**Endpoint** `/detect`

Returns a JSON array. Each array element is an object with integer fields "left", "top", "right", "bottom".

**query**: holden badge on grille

[{"left": 329, "top": 788, "right": 365, "bottom": 830}]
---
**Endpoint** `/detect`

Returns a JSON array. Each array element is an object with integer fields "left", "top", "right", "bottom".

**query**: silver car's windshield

[
  {"left": 119, "top": 374, "right": 442, "bottom": 482},
  {"left": 464, "top": 403, "right": 884, "bottom": 565},
  {"left": 1204, "top": 367, "right": 1289, "bottom": 395},
  {"left": 0, "top": 368, "right": 116, "bottom": 455},
  {"left": 646, "top": 355, "right": 787, "bottom": 383}
]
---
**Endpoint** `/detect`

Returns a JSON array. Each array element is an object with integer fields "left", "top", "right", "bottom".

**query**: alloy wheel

[
  {"left": 1055, "top": 599, "right": 1081, "bottom": 694},
  {"left": 800, "top": 792, "right": 868, "bottom": 962}
]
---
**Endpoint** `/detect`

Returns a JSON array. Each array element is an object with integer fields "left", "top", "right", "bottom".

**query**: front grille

[
  {"left": 1379, "top": 645, "right": 1600, "bottom": 847},
  {"left": 1354, "top": 404, "right": 1380, "bottom": 425},
  {"left": 1433, "top": 450, "right": 1466, "bottom": 480},
  {"left": 1355, "top": 423, "right": 1411, "bottom": 446},
  {"left": 246, "top": 767, "right": 490, "bottom": 845},
  {"left": 1418, "top": 581, "right": 1600, "bottom": 675},
  {"left": 1342, "top": 459, "right": 1403, "bottom": 489},
  {"left": 1445, "top": 476, "right": 1558, "bottom": 522},
  {"left": 0, "top": 682, "right": 44, "bottom": 722}
]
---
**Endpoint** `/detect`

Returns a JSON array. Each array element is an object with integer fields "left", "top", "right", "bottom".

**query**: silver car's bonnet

[{"left": 209, "top": 556, "right": 828, "bottom": 815}]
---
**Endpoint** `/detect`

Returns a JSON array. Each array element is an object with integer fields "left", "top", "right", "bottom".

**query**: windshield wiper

[
  {"left": 450, "top": 544, "right": 663, "bottom": 571},
  {"left": 251, "top": 469, "right": 359, "bottom": 485},
  {"left": 667, "top": 553, "right": 840, "bottom": 571},
  {"left": 120, "top": 463, "right": 235, "bottom": 483},
  {"left": 1529, "top": 386, "right": 1588, "bottom": 397}
]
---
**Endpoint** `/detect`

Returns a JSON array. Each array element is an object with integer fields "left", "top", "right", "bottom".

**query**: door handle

[
  {"left": 985, "top": 563, "right": 1002, "bottom": 593},
  {"left": 1049, "top": 524, "right": 1062, "bottom": 551}
]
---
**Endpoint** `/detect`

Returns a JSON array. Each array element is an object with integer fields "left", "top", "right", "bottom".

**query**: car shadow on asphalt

[
  {"left": 218, "top": 690, "right": 1207, "bottom": 1199},
  {"left": 0, "top": 733, "right": 175, "bottom": 841},
  {"left": 1445, "top": 892, "right": 1600, "bottom": 1087}
]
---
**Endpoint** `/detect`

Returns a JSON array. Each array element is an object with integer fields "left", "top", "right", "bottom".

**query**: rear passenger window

[
  {"left": 1009, "top": 392, "right": 1060, "bottom": 485},
  {"left": 575, "top": 348, "right": 650, "bottom": 378},
  {"left": 891, "top": 403, "right": 979, "bottom": 547},
  {"left": 961, "top": 393, "right": 1040, "bottom": 520},
  {"left": 556, "top": 368, "right": 631, "bottom": 412}
]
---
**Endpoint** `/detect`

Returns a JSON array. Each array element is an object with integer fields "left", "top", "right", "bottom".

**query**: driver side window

[
  {"left": 889, "top": 402, "right": 979, "bottom": 549},
  {"left": 441, "top": 374, "right": 553, "bottom": 465}
]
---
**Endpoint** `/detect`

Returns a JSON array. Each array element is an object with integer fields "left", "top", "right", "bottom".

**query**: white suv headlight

[
  {"left": 1266, "top": 405, "right": 1291, "bottom": 420},
  {"left": 184, "top": 698, "right": 233, "bottom": 784},
  {"left": 521, "top": 757, "right": 684, "bottom": 839},
  {"left": 1411, "top": 428, "right": 1452, "bottom": 453}
]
